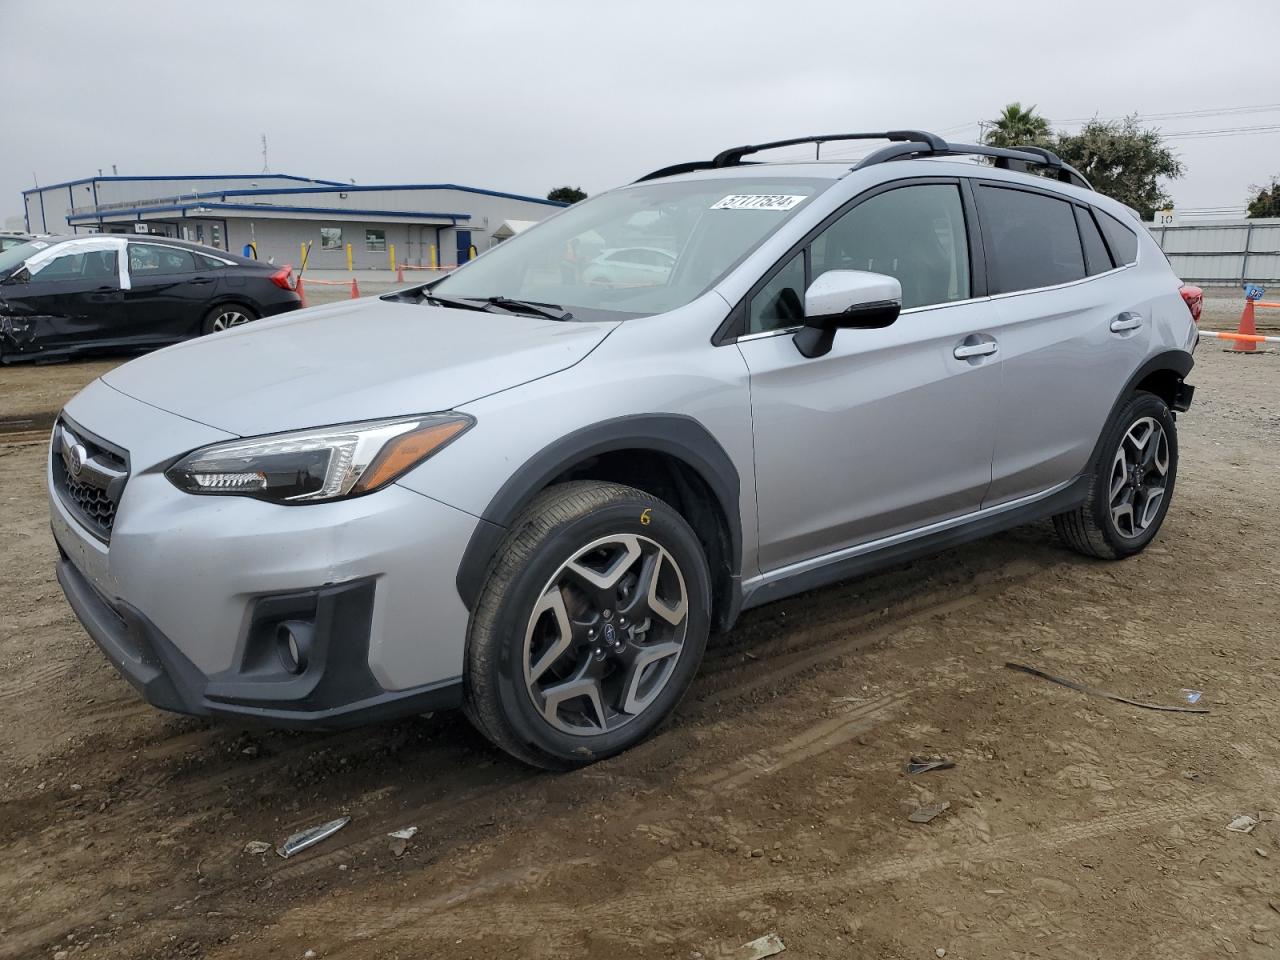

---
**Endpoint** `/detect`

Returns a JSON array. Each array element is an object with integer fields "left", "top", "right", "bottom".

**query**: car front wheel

[
  {"left": 1053, "top": 390, "right": 1178, "bottom": 560},
  {"left": 464, "top": 481, "right": 711, "bottom": 769}
]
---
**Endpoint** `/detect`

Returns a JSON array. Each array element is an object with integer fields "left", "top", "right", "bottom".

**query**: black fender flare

[{"left": 454, "top": 414, "right": 743, "bottom": 620}]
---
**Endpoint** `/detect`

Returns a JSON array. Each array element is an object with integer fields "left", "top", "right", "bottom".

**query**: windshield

[
  {"left": 432, "top": 177, "right": 830, "bottom": 319},
  {"left": 0, "top": 239, "right": 50, "bottom": 276}
]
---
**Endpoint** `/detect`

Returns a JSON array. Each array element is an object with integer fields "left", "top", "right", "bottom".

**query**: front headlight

[{"left": 165, "top": 413, "right": 473, "bottom": 504}]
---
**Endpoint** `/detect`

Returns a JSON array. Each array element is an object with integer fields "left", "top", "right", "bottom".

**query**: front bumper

[
  {"left": 50, "top": 378, "right": 480, "bottom": 726},
  {"left": 56, "top": 556, "right": 461, "bottom": 726}
]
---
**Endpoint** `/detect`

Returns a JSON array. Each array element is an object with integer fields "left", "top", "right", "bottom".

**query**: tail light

[
  {"left": 270, "top": 264, "right": 298, "bottom": 292},
  {"left": 1179, "top": 284, "right": 1203, "bottom": 323}
]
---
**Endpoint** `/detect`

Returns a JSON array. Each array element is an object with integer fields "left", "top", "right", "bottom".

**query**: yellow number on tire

[{"left": 640, "top": 508, "right": 652, "bottom": 526}]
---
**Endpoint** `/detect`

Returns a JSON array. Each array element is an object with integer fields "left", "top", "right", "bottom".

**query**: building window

[
  {"left": 211, "top": 224, "right": 222, "bottom": 249},
  {"left": 321, "top": 226, "right": 343, "bottom": 250},
  {"left": 365, "top": 228, "right": 386, "bottom": 252}
]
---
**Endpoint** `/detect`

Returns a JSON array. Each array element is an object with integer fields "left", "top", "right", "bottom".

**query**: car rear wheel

[
  {"left": 1053, "top": 390, "right": 1178, "bottom": 560},
  {"left": 202, "top": 303, "right": 258, "bottom": 335},
  {"left": 464, "top": 481, "right": 711, "bottom": 769}
]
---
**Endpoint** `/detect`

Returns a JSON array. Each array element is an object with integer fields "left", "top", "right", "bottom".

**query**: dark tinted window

[
  {"left": 128, "top": 243, "right": 196, "bottom": 276},
  {"left": 1075, "top": 206, "right": 1114, "bottom": 276},
  {"left": 1097, "top": 210, "right": 1139, "bottom": 265},
  {"left": 194, "top": 253, "right": 228, "bottom": 270},
  {"left": 29, "top": 248, "right": 119, "bottom": 283},
  {"left": 977, "top": 186, "right": 1085, "bottom": 293},
  {"left": 812, "top": 184, "right": 970, "bottom": 310}
]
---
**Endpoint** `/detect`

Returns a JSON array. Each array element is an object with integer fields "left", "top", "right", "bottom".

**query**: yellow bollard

[
  {"left": 469, "top": 244, "right": 478, "bottom": 261},
  {"left": 429, "top": 244, "right": 437, "bottom": 270},
  {"left": 300, "top": 242, "right": 306, "bottom": 267},
  {"left": 388, "top": 243, "right": 396, "bottom": 273},
  {"left": 345, "top": 242, "right": 353, "bottom": 273}
]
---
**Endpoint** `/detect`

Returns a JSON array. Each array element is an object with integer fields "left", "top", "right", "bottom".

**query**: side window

[
  {"left": 977, "top": 186, "right": 1085, "bottom": 294},
  {"left": 747, "top": 250, "right": 805, "bottom": 334},
  {"left": 1096, "top": 209, "right": 1139, "bottom": 265},
  {"left": 128, "top": 243, "right": 196, "bottom": 277},
  {"left": 194, "top": 253, "right": 228, "bottom": 270},
  {"left": 1075, "top": 206, "right": 1114, "bottom": 276},
  {"left": 29, "top": 248, "right": 119, "bottom": 284},
  {"left": 811, "top": 184, "right": 970, "bottom": 311}
]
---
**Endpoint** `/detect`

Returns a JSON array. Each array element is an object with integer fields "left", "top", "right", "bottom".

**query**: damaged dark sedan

[{"left": 0, "top": 235, "right": 303, "bottom": 363}]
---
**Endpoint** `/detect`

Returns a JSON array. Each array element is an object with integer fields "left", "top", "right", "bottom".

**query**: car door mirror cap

[{"left": 794, "top": 270, "right": 902, "bottom": 358}]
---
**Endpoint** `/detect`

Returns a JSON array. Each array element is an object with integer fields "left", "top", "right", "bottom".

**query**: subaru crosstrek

[{"left": 49, "top": 130, "right": 1196, "bottom": 768}]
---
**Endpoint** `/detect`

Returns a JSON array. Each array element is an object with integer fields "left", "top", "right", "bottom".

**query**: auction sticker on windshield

[{"left": 711, "top": 194, "right": 807, "bottom": 211}]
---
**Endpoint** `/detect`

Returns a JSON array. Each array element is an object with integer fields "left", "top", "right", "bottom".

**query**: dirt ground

[{"left": 2, "top": 307, "right": 1279, "bottom": 959}]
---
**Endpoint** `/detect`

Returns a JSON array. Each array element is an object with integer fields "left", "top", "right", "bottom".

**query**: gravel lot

[{"left": 1, "top": 301, "right": 1278, "bottom": 959}]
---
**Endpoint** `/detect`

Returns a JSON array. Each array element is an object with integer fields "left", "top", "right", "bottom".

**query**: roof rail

[{"left": 635, "top": 131, "right": 1093, "bottom": 190}]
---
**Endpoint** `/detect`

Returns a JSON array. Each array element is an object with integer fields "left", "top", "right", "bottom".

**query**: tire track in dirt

[{"left": 309, "top": 790, "right": 1229, "bottom": 948}]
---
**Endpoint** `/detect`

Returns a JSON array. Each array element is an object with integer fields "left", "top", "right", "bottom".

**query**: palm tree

[{"left": 984, "top": 103, "right": 1052, "bottom": 149}]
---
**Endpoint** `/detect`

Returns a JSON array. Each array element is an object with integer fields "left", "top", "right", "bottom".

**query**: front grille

[{"left": 51, "top": 417, "right": 130, "bottom": 543}]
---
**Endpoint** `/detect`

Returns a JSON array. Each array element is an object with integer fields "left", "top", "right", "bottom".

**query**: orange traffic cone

[
  {"left": 1234, "top": 299, "right": 1257, "bottom": 352},
  {"left": 350, "top": 277, "right": 360, "bottom": 299},
  {"left": 296, "top": 276, "right": 307, "bottom": 308},
  {"left": 396, "top": 263, "right": 405, "bottom": 283}
]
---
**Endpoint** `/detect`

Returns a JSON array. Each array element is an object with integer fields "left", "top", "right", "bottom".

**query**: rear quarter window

[
  {"left": 976, "top": 185, "right": 1085, "bottom": 294},
  {"left": 1096, "top": 209, "right": 1139, "bottom": 265},
  {"left": 1075, "top": 206, "right": 1115, "bottom": 276}
]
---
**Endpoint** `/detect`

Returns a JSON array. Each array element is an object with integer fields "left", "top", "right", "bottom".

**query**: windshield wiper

[
  {"left": 420, "top": 292, "right": 497, "bottom": 313},
  {"left": 482, "top": 297, "right": 574, "bottom": 321}
]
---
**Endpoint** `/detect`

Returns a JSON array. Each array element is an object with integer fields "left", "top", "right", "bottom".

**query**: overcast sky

[{"left": 3, "top": 0, "right": 1278, "bottom": 225}]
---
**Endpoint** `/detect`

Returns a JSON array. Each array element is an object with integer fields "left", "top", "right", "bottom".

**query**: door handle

[
  {"left": 953, "top": 341, "right": 998, "bottom": 359},
  {"left": 1110, "top": 313, "right": 1143, "bottom": 333},
  {"left": 190, "top": 277, "right": 215, "bottom": 285}
]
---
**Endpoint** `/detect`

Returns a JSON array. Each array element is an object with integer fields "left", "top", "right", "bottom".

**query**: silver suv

[{"left": 49, "top": 131, "right": 1196, "bottom": 768}]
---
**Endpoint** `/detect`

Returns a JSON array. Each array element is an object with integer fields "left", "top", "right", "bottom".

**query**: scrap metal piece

[
  {"left": 277, "top": 816, "right": 351, "bottom": 858},
  {"left": 736, "top": 933, "right": 785, "bottom": 959},
  {"left": 907, "top": 756, "right": 955, "bottom": 775},
  {"left": 908, "top": 801, "right": 951, "bottom": 824}
]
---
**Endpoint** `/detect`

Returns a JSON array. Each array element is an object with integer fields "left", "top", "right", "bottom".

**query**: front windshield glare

[
  {"left": 433, "top": 178, "right": 828, "bottom": 319},
  {"left": 0, "top": 240, "right": 45, "bottom": 276}
]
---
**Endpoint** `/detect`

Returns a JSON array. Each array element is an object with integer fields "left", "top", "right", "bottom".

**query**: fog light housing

[{"left": 276, "top": 620, "right": 313, "bottom": 674}]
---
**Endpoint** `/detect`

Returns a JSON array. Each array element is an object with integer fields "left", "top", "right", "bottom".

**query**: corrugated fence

[{"left": 1147, "top": 217, "right": 1280, "bottom": 285}]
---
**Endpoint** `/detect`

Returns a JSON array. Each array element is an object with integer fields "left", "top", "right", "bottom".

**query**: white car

[{"left": 582, "top": 246, "right": 676, "bottom": 286}]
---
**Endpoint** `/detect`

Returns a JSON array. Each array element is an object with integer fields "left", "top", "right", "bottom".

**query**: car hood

[{"left": 102, "top": 297, "right": 617, "bottom": 436}]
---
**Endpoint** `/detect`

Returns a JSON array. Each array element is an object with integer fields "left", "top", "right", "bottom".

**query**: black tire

[
  {"left": 463, "top": 481, "right": 712, "bottom": 770},
  {"left": 1053, "top": 390, "right": 1178, "bottom": 560},
  {"left": 201, "top": 302, "right": 258, "bottom": 336}
]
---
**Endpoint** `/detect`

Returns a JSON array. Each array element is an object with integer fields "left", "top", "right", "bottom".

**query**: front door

[
  {"left": 1, "top": 241, "right": 125, "bottom": 355},
  {"left": 736, "top": 180, "right": 1001, "bottom": 574},
  {"left": 456, "top": 230, "right": 472, "bottom": 265}
]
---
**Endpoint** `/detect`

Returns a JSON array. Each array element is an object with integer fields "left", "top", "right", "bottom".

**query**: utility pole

[{"left": 261, "top": 134, "right": 271, "bottom": 174}]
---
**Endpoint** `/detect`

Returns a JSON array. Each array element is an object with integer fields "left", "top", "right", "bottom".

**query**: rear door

[
  {"left": 1, "top": 242, "right": 125, "bottom": 353},
  {"left": 123, "top": 242, "right": 213, "bottom": 341},
  {"left": 974, "top": 181, "right": 1150, "bottom": 505},
  {"left": 736, "top": 179, "right": 1002, "bottom": 573}
]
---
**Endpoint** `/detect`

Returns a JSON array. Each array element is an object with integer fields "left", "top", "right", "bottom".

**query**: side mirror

[{"left": 793, "top": 270, "right": 901, "bottom": 358}]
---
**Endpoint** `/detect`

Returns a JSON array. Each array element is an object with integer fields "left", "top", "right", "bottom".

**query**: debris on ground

[
  {"left": 1005, "top": 662, "right": 1211, "bottom": 714},
  {"left": 1226, "top": 815, "right": 1259, "bottom": 834},
  {"left": 243, "top": 840, "right": 273, "bottom": 855},
  {"left": 735, "top": 932, "right": 785, "bottom": 959},
  {"left": 387, "top": 826, "right": 418, "bottom": 840},
  {"left": 1181, "top": 688, "right": 1204, "bottom": 704},
  {"left": 907, "top": 801, "right": 951, "bottom": 824},
  {"left": 277, "top": 817, "right": 351, "bottom": 858},
  {"left": 907, "top": 755, "right": 954, "bottom": 775}
]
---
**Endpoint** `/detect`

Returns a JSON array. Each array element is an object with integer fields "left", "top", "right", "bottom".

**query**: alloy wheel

[
  {"left": 523, "top": 533, "right": 689, "bottom": 736},
  {"left": 211, "top": 310, "right": 251, "bottom": 331},
  {"left": 1108, "top": 416, "right": 1170, "bottom": 539}
]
